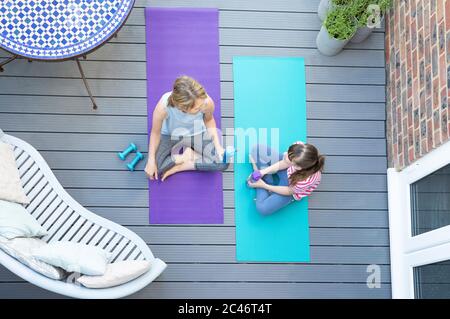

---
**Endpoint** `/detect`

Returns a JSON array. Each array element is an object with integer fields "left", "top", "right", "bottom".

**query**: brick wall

[{"left": 386, "top": 0, "right": 450, "bottom": 170}]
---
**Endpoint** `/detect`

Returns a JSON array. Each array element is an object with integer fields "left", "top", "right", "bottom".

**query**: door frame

[{"left": 387, "top": 140, "right": 450, "bottom": 298}]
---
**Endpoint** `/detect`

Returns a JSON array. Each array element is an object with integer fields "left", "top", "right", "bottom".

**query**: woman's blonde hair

[{"left": 168, "top": 75, "right": 207, "bottom": 111}]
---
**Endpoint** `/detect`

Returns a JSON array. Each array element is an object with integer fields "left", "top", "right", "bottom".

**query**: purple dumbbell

[{"left": 251, "top": 170, "right": 262, "bottom": 182}]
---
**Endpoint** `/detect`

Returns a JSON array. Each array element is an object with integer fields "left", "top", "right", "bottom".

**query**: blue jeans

[{"left": 251, "top": 144, "right": 294, "bottom": 216}]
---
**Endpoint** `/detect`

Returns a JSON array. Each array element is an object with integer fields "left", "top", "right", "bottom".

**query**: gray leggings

[{"left": 156, "top": 132, "right": 229, "bottom": 175}]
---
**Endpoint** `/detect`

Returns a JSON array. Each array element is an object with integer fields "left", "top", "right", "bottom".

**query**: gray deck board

[
  {"left": 2, "top": 44, "right": 385, "bottom": 67},
  {"left": 0, "top": 61, "right": 386, "bottom": 85},
  {"left": 0, "top": 96, "right": 386, "bottom": 120},
  {"left": 0, "top": 114, "right": 386, "bottom": 138},
  {"left": 46, "top": 170, "right": 387, "bottom": 192},
  {"left": 0, "top": 0, "right": 390, "bottom": 298}
]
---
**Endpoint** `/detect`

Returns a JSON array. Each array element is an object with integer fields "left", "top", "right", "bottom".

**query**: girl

[
  {"left": 247, "top": 142, "right": 325, "bottom": 215},
  {"left": 145, "top": 75, "right": 229, "bottom": 181}
]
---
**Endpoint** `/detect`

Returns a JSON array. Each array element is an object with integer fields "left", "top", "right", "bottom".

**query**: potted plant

[
  {"left": 350, "top": 0, "right": 392, "bottom": 43},
  {"left": 316, "top": 4, "right": 357, "bottom": 56},
  {"left": 318, "top": 0, "right": 351, "bottom": 21}
]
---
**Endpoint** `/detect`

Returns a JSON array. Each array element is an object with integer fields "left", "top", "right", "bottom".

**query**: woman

[
  {"left": 247, "top": 142, "right": 325, "bottom": 215},
  {"left": 145, "top": 75, "right": 228, "bottom": 181}
]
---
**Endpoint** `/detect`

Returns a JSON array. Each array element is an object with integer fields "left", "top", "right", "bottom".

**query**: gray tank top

[{"left": 160, "top": 91, "right": 207, "bottom": 137}]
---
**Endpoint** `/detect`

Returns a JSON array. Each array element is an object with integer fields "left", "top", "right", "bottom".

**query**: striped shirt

[{"left": 286, "top": 141, "right": 322, "bottom": 201}]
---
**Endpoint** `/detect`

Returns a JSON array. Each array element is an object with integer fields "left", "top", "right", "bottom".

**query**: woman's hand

[
  {"left": 215, "top": 144, "right": 225, "bottom": 161},
  {"left": 145, "top": 159, "right": 158, "bottom": 180}
]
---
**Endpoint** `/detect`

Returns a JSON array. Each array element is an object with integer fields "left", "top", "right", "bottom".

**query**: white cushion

[
  {"left": 0, "top": 237, "right": 66, "bottom": 280},
  {"left": 32, "top": 242, "right": 112, "bottom": 276},
  {"left": 0, "top": 200, "right": 47, "bottom": 239},
  {"left": 77, "top": 260, "right": 151, "bottom": 288},
  {"left": 0, "top": 142, "right": 29, "bottom": 204}
]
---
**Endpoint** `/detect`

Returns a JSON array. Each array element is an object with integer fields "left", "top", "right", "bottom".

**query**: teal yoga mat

[{"left": 233, "top": 56, "right": 310, "bottom": 262}]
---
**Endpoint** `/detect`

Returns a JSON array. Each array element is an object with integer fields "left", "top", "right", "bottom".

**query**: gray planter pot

[
  {"left": 318, "top": 0, "right": 332, "bottom": 22},
  {"left": 351, "top": 15, "right": 384, "bottom": 43},
  {"left": 316, "top": 25, "right": 350, "bottom": 56},
  {"left": 350, "top": 26, "right": 374, "bottom": 43}
]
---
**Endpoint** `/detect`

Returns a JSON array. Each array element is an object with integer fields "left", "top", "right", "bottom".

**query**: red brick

[
  {"left": 446, "top": 0, "right": 450, "bottom": 30},
  {"left": 432, "top": 45, "right": 439, "bottom": 77},
  {"left": 412, "top": 49, "right": 418, "bottom": 78},
  {"left": 447, "top": 31, "right": 450, "bottom": 64},
  {"left": 413, "top": 77, "right": 420, "bottom": 106},
  {"left": 425, "top": 37, "right": 431, "bottom": 66},
  {"left": 408, "top": 146, "right": 414, "bottom": 162},
  {"left": 406, "top": 11, "right": 411, "bottom": 40},
  {"left": 441, "top": 109, "right": 448, "bottom": 141},
  {"left": 403, "top": 116, "right": 408, "bottom": 138},
  {"left": 418, "top": 2, "right": 423, "bottom": 30},
  {"left": 408, "top": 123, "right": 414, "bottom": 148},
  {"left": 434, "top": 131, "right": 441, "bottom": 147},
  {"left": 406, "top": 41, "right": 412, "bottom": 72},
  {"left": 424, "top": 5, "right": 430, "bottom": 35},
  {"left": 427, "top": 119, "right": 434, "bottom": 150},
  {"left": 414, "top": 128, "right": 421, "bottom": 158},
  {"left": 420, "top": 90, "right": 426, "bottom": 118},
  {"left": 403, "top": 137, "right": 409, "bottom": 166},
  {"left": 440, "top": 53, "right": 447, "bottom": 87},
  {"left": 418, "top": 28, "right": 425, "bottom": 59},
  {"left": 426, "top": 96, "right": 433, "bottom": 118},
  {"left": 395, "top": 51, "right": 401, "bottom": 80},
  {"left": 431, "top": 14, "right": 437, "bottom": 43},
  {"left": 438, "top": 0, "right": 445, "bottom": 22},
  {"left": 448, "top": 111, "right": 450, "bottom": 139},
  {"left": 411, "top": 0, "right": 417, "bottom": 20},
  {"left": 439, "top": 21, "right": 446, "bottom": 55},
  {"left": 426, "top": 66, "right": 432, "bottom": 103},
  {"left": 421, "top": 139, "right": 428, "bottom": 156},
  {"left": 408, "top": 98, "right": 413, "bottom": 127},
  {"left": 433, "top": 109, "right": 441, "bottom": 131},
  {"left": 412, "top": 20, "right": 418, "bottom": 50},
  {"left": 442, "top": 87, "right": 448, "bottom": 110},
  {"left": 433, "top": 78, "right": 440, "bottom": 109}
]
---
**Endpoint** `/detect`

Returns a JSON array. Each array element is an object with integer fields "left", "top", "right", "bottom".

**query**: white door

[{"left": 388, "top": 140, "right": 450, "bottom": 298}]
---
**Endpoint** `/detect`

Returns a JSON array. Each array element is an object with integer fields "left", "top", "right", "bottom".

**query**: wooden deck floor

[{"left": 0, "top": 0, "right": 390, "bottom": 298}]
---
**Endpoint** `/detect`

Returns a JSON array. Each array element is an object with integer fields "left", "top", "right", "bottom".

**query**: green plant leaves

[{"left": 325, "top": 0, "right": 393, "bottom": 39}]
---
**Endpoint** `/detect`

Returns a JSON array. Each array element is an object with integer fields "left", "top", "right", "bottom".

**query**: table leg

[
  {"left": 76, "top": 58, "right": 98, "bottom": 110},
  {"left": 0, "top": 55, "right": 18, "bottom": 72}
]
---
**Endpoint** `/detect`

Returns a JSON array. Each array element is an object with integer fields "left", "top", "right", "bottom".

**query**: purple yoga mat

[{"left": 145, "top": 7, "right": 223, "bottom": 224}]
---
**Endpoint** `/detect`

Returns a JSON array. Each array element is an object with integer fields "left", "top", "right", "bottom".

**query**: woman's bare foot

[
  {"left": 161, "top": 162, "right": 188, "bottom": 181},
  {"left": 173, "top": 147, "right": 196, "bottom": 164},
  {"left": 161, "top": 148, "right": 200, "bottom": 181}
]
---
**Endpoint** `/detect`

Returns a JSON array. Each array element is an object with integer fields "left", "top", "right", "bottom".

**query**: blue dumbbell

[
  {"left": 127, "top": 151, "right": 144, "bottom": 171},
  {"left": 118, "top": 143, "right": 137, "bottom": 160}
]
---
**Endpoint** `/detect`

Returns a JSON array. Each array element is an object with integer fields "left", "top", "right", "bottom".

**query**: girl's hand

[
  {"left": 145, "top": 159, "right": 158, "bottom": 180},
  {"left": 247, "top": 177, "right": 267, "bottom": 189}
]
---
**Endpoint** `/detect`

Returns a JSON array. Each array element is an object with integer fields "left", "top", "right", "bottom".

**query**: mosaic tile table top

[{"left": 0, "top": 0, "right": 134, "bottom": 60}]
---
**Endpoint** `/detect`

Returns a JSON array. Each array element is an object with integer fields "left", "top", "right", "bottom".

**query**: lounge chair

[{"left": 0, "top": 129, "right": 167, "bottom": 298}]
